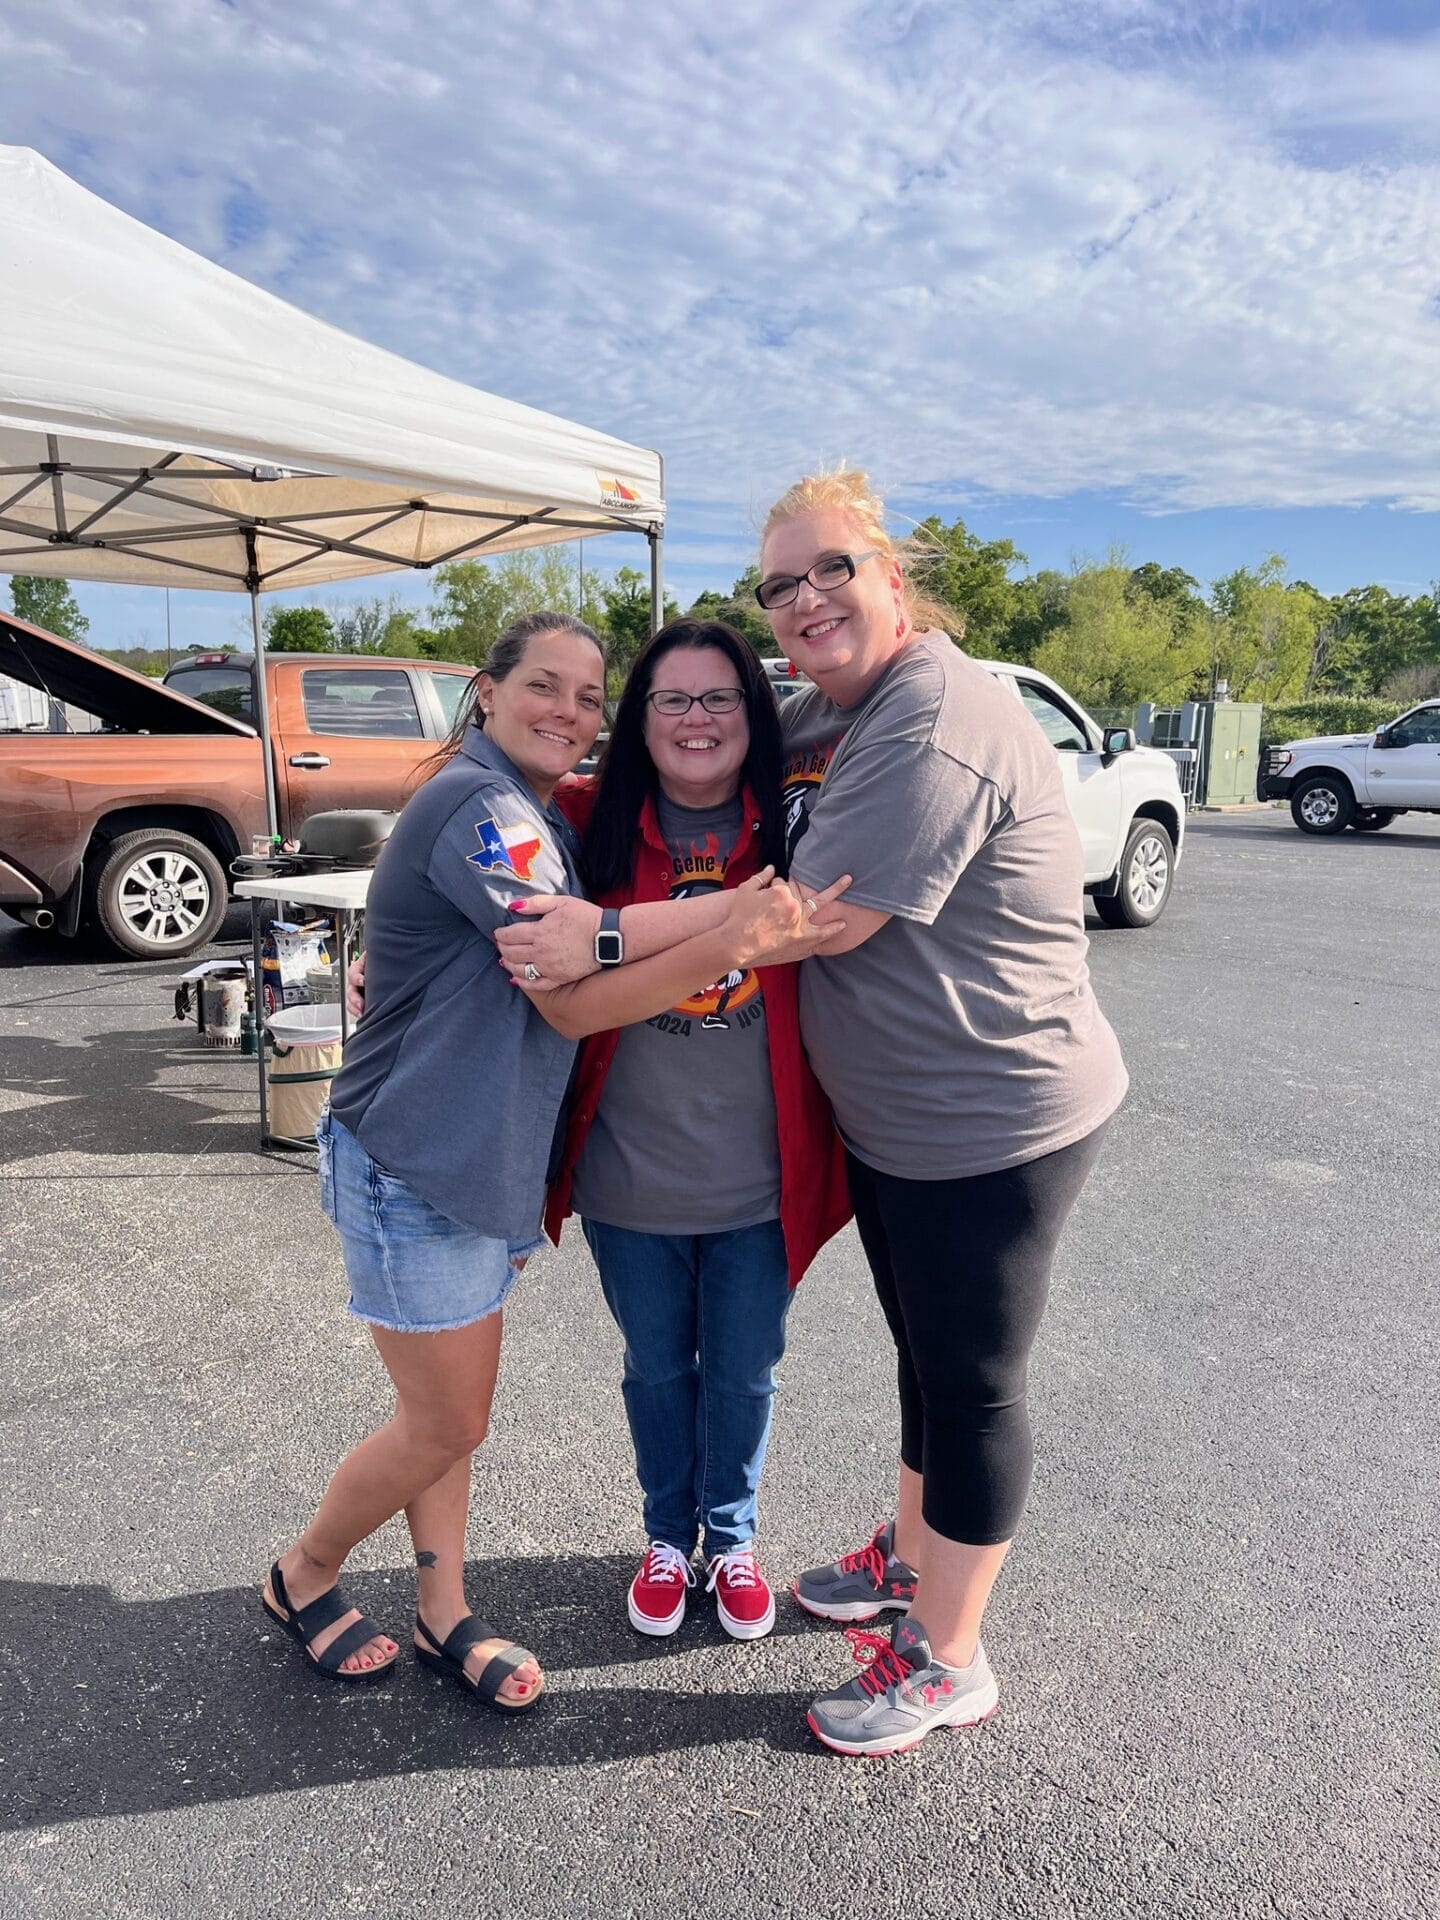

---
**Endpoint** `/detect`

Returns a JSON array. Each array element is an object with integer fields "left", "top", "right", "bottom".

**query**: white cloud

[{"left": 2, "top": 0, "right": 1440, "bottom": 549}]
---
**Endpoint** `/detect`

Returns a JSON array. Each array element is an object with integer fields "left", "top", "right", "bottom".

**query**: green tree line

[
  {"left": 10, "top": 517, "right": 1440, "bottom": 713},
  {"left": 909, "top": 520, "right": 1440, "bottom": 710}
]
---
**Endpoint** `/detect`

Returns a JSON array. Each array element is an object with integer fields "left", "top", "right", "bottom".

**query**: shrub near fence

[{"left": 1258, "top": 698, "right": 1405, "bottom": 749}]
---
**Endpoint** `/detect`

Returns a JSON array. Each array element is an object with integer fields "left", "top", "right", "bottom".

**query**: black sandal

[
  {"left": 262, "top": 1561, "right": 397, "bottom": 1681},
  {"left": 414, "top": 1613, "right": 543, "bottom": 1713}
]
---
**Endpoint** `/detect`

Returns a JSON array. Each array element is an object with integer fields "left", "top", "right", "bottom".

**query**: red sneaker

[
  {"left": 627, "top": 1541, "right": 695, "bottom": 1637},
  {"left": 705, "top": 1546, "right": 776, "bottom": 1641}
]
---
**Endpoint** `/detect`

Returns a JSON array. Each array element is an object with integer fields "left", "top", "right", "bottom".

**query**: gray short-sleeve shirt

[
  {"left": 569, "top": 793, "right": 781, "bottom": 1234},
  {"left": 782, "top": 633, "right": 1127, "bottom": 1179},
  {"left": 328, "top": 726, "right": 582, "bottom": 1237}
]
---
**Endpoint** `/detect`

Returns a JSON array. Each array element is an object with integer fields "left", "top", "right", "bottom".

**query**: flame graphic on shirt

[{"left": 667, "top": 832, "right": 761, "bottom": 1022}]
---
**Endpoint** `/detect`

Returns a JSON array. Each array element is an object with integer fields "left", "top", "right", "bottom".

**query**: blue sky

[{"left": 2, "top": 0, "right": 1439, "bottom": 653}]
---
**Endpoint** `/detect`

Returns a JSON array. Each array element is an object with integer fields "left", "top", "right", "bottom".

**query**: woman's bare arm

[
  {"left": 494, "top": 889, "right": 733, "bottom": 984},
  {"left": 519, "top": 874, "right": 850, "bottom": 1039},
  {"left": 347, "top": 892, "right": 734, "bottom": 1015}
]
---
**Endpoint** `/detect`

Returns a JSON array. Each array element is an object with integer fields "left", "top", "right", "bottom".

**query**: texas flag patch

[{"left": 467, "top": 815, "right": 543, "bottom": 880}]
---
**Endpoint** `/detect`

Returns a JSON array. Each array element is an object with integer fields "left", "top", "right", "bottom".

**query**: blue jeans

[{"left": 581, "top": 1217, "right": 792, "bottom": 1557}]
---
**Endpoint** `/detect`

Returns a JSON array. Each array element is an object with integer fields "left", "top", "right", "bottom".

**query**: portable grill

[{"left": 230, "top": 809, "right": 398, "bottom": 882}]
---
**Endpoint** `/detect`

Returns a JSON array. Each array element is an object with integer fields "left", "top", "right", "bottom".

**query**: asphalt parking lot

[{"left": 1, "top": 809, "right": 1436, "bottom": 1920}]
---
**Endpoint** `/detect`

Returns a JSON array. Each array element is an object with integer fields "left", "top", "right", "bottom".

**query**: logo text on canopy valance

[{"left": 597, "top": 474, "right": 643, "bottom": 511}]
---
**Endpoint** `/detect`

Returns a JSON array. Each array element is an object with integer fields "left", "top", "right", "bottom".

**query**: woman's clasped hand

[{"left": 496, "top": 865, "right": 849, "bottom": 987}]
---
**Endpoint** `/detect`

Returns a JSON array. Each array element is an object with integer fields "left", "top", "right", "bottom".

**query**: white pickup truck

[
  {"left": 1258, "top": 700, "right": 1440, "bottom": 834},
  {"left": 766, "top": 654, "right": 1187, "bottom": 927},
  {"left": 984, "top": 661, "right": 1186, "bottom": 926}
]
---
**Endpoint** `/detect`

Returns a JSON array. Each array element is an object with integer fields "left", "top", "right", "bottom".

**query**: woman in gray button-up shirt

[{"left": 262, "top": 611, "right": 822, "bottom": 1712}]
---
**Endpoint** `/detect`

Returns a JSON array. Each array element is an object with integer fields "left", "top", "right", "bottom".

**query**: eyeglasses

[
  {"left": 753, "top": 550, "right": 880, "bottom": 611},
  {"left": 645, "top": 687, "right": 746, "bottom": 717}
]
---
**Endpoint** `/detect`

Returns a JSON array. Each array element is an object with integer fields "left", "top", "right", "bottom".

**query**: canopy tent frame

[
  {"left": 0, "top": 454, "right": 661, "bottom": 585},
  {"left": 0, "top": 146, "right": 666, "bottom": 836}
]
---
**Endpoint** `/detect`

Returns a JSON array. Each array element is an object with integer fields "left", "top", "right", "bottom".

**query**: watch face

[{"left": 595, "top": 931, "right": 624, "bottom": 965}]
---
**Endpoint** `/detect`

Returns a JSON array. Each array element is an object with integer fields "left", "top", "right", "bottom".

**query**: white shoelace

[
  {"left": 645, "top": 1541, "right": 696, "bottom": 1588},
  {"left": 705, "top": 1548, "right": 760, "bottom": 1592}
]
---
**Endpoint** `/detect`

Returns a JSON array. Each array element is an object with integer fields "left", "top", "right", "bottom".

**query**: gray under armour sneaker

[
  {"left": 791, "top": 1519, "right": 918, "bottom": 1622},
  {"left": 807, "top": 1616, "right": 999, "bottom": 1757}
]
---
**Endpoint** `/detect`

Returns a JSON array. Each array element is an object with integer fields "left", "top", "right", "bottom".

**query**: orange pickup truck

[{"left": 0, "top": 614, "right": 473, "bottom": 958}]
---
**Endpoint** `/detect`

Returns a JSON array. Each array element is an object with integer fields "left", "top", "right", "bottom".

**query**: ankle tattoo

[
  {"left": 299, "top": 1546, "right": 331, "bottom": 1572},
  {"left": 415, "top": 1550, "right": 438, "bottom": 1570}
]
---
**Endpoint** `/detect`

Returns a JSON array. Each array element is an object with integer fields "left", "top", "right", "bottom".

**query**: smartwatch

[{"left": 593, "top": 906, "right": 624, "bottom": 968}]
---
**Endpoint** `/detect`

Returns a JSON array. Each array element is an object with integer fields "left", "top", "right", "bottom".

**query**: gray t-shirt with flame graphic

[{"left": 569, "top": 793, "right": 781, "bottom": 1233}]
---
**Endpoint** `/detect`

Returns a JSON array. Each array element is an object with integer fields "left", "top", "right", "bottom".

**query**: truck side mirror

[
  {"left": 1102, "top": 727, "right": 1135, "bottom": 766},
  {"left": 1373, "top": 728, "right": 1393, "bottom": 748}
]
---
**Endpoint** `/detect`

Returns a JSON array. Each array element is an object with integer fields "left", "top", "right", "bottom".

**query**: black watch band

[{"left": 594, "top": 906, "right": 624, "bottom": 968}]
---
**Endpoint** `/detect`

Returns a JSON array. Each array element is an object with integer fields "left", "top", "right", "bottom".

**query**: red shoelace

[
  {"left": 836, "top": 1534, "right": 887, "bottom": 1588},
  {"left": 844, "top": 1627, "right": 914, "bottom": 1699}
]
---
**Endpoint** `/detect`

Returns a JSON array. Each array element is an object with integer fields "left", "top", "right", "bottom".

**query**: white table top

[{"left": 233, "top": 869, "right": 373, "bottom": 910}]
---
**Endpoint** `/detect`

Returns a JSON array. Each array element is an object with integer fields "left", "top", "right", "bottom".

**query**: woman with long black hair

[{"left": 533, "top": 619, "right": 851, "bottom": 1641}]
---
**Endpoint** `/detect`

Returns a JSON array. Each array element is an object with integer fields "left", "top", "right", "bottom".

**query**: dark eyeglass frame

[
  {"left": 753, "top": 549, "right": 880, "bottom": 611},
  {"left": 644, "top": 686, "right": 747, "bottom": 717}
]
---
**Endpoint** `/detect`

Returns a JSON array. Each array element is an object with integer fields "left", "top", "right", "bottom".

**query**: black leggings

[{"left": 846, "top": 1124, "right": 1107, "bottom": 1547}]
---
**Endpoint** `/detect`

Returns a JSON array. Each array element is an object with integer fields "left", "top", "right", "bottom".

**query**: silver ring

[
  {"left": 803, "top": 896, "right": 819, "bottom": 915},
  {"left": 523, "top": 963, "right": 541, "bottom": 983}
]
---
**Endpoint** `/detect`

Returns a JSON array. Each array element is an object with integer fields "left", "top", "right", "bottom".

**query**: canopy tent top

[
  {"left": 0, "top": 146, "right": 664, "bottom": 593},
  {"left": 0, "top": 145, "right": 665, "bottom": 832}
]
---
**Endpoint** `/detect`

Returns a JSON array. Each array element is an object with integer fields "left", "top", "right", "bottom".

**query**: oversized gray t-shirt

[
  {"left": 569, "top": 793, "right": 782, "bottom": 1234},
  {"left": 782, "top": 632, "right": 1127, "bottom": 1180}
]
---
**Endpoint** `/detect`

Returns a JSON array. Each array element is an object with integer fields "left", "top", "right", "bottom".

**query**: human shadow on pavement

[
  {"left": 1, "top": 1558, "right": 830, "bottom": 1827},
  {"left": 0, "top": 1027, "right": 278, "bottom": 1169}
]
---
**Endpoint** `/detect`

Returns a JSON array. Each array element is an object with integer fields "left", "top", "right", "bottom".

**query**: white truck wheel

[
  {"left": 1094, "top": 819, "right": 1174, "bottom": 929},
  {"left": 1290, "top": 773, "right": 1355, "bottom": 835}
]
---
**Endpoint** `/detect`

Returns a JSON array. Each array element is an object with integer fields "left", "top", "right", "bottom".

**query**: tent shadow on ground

[
  {"left": 1, "top": 1560, "right": 823, "bottom": 1827},
  {"left": 0, "top": 1027, "right": 289, "bottom": 1169}
]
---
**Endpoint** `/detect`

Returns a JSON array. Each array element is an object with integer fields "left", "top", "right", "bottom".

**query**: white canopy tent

[{"left": 0, "top": 146, "right": 665, "bottom": 830}]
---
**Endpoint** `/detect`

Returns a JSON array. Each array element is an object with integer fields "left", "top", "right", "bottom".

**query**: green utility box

[
  {"left": 1135, "top": 699, "right": 1263, "bottom": 805},
  {"left": 1202, "top": 702, "right": 1262, "bottom": 806}
]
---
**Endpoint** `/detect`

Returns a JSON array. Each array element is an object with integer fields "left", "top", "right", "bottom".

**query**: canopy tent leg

[
  {"left": 246, "top": 530, "right": 281, "bottom": 841},
  {"left": 648, "top": 523, "right": 664, "bottom": 637}
]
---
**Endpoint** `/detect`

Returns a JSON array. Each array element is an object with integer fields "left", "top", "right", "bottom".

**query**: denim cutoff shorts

[{"left": 316, "top": 1108, "right": 542, "bottom": 1333}]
